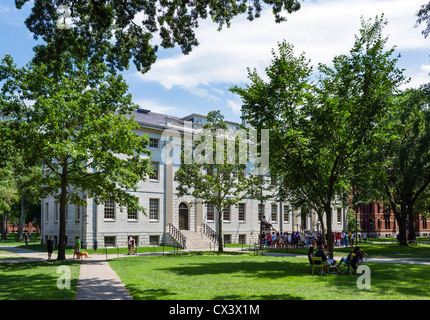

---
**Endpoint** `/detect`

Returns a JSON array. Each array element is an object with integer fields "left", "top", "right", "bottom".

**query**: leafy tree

[
  {"left": 363, "top": 85, "right": 430, "bottom": 245},
  {"left": 0, "top": 164, "right": 18, "bottom": 240},
  {"left": 0, "top": 53, "right": 152, "bottom": 260},
  {"left": 416, "top": 1, "right": 430, "bottom": 38},
  {"left": 15, "top": 0, "right": 302, "bottom": 74},
  {"left": 174, "top": 110, "right": 266, "bottom": 251},
  {"left": 231, "top": 16, "right": 405, "bottom": 255}
]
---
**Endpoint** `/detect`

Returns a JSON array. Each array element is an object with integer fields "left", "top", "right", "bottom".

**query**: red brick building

[{"left": 354, "top": 203, "right": 430, "bottom": 238}]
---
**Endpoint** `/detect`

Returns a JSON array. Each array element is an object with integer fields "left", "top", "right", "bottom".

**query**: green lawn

[
  {"left": 109, "top": 254, "right": 430, "bottom": 300},
  {"left": 263, "top": 243, "right": 430, "bottom": 260},
  {"left": 5, "top": 243, "right": 180, "bottom": 256},
  {"left": 0, "top": 260, "right": 80, "bottom": 300}
]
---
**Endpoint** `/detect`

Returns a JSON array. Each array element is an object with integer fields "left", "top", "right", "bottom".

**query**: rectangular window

[
  {"left": 128, "top": 207, "right": 138, "bottom": 220},
  {"left": 207, "top": 204, "right": 214, "bottom": 221},
  {"left": 271, "top": 204, "right": 277, "bottom": 222},
  {"left": 104, "top": 199, "right": 115, "bottom": 220},
  {"left": 45, "top": 203, "right": 49, "bottom": 222},
  {"left": 104, "top": 236, "right": 116, "bottom": 247},
  {"left": 55, "top": 201, "right": 59, "bottom": 221},
  {"left": 239, "top": 234, "right": 246, "bottom": 244},
  {"left": 284, "top": 205, "right": 290, "bottom": 223},
  {"left": 128, "top": 197, "right": 138, "bottom": 220},
  {"left": 149, "top": 162, "right": 159, "bottom": 180},
  {"left": 258, "top": 204, "right": 265, "bottom": 221},
  {"left": 149, "top": 235, "right": 159, "bottom": 245},
  {"left": 223, "top": 206, "right": 231, "bottom": 221},
  {"left": 337, "top": 208, "right": 342, "bottom": 223},
  {"left": 149, "top": 199, "right": 159, "bottom": 220},
  {"left": 224, "top": 234, "right": 231, "bottom": 245},
  {"left": 76, "top": 205, "right": 81, "bottom": 221},
  {"left": 238, "top": 203, "right": 246, "bottom": 222},
  {"left": 149, "top": 138, "right": 159, "bottom": 148}
]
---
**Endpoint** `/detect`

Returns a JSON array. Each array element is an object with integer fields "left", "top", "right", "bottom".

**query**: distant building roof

[
  {"left": 130, "top": 108, "right": 241, "bottom": 131},
  {"left": 131, "top": 108, "right": 180, "bottom": 129}
]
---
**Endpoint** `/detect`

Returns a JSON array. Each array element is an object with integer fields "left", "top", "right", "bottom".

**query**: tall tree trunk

[
  {"left": 316, "top": 209, "right": 326, "bottom": 245},
  {"left": 395, "top": 203, "right": 408, "bottom": 246},
  {"left": 1, "top": 213, "right": 8, "bottom": 240},
  {"left": 407, "top": 203, "right": 416, "bottom": 243},
  {"left": 324, "top": 203, "right": 334, "bottom": 257},
  {"left": 57, "top": 168, "right": 68, "bottom": 260},
  {"left": 216, "top": 204, "right": 223, "bottom": 252},
  {"left": 17, "top": 196, "right": 26, "bottom": 242}
]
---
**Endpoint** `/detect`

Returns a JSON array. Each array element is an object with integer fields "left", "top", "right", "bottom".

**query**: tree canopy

[
  {"left": 174, "top": 110, "right": 267, "bottom": 251},
  {"left": 16, "top": 0, "right": 302, "bottom": 73},
  {"left": 0, "top": 52, "right": 152, "bottom": 259},
  {"left": 231, "top": 16, "right": 405, "bottom": 254}
]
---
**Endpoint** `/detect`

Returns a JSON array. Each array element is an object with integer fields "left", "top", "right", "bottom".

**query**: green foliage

[
  {"left": 15, "top": 0, "right": 302, "bottom": 74},
  {"left": 174, "top": 110, "right": 267, "bottom": 250},
  {"left": 231, "top": 16, "right": 405, "bottom": 254},
  {"left": 360, "top": 84, "right": 430, "bottom": 244},
  {"left": 0, "top": 51, "right": 152, "bottom": 258}
]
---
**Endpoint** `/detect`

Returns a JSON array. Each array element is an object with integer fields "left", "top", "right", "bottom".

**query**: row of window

[
  {"left": 105, "top": 198, "right": 160, "bottom": 221},
  {"left": 104, "top": 235, "right": 160, "bottom": 247},
  {"left": 102, "top": 234, "right": 248, "bottom": 247},
  {"left": 44, "top": 202, "right": 83, "bottom": 222},
  {"left": 46, "top": 200, "right": 344, "bottom": 224},
  {"left": 206, "top": 203, "right": 295, "bottom": 223}
]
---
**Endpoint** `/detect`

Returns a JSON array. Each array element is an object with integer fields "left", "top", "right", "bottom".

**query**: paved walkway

[
  {"left": 1, "top": 245, "right": 430, "bottom": 300},
  {"left": 0, "top": 245, "right": 135, "bottom": 300}
]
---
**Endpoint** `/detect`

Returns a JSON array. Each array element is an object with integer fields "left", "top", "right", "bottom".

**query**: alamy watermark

[
  {"left": 160, "top": 121, "right": 270, "bottom": 175},
  {"left": 57, "top": 265, "right": 71, "bottom": 290},
  {"left": 356, "top": 265, "right": 371, "bottom": 290}
]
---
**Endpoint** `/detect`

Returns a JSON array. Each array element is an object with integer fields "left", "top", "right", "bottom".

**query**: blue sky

[{"left": 1, "top": 0, "right": 430, "bottom": 124}]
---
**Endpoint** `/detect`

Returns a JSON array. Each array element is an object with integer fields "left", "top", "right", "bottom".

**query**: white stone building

[{"left": 40, "top": 109, "right": 348, "bottom": 249}]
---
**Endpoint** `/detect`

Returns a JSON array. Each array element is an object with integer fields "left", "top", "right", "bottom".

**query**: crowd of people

[{"left": 260, "top": 229, "right": 368, "bottom": 249}]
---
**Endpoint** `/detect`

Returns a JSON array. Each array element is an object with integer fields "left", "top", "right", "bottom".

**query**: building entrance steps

[{"left": 180, "top": 230, "right": 217, "bottom": 251}]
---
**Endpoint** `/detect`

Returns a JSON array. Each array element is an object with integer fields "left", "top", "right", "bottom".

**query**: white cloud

[
  {"left": 136, "top": 0, "right": 430, "bottom": 99},
  {"left": 401, "top": 64, "right": 430, "bottom": 89},
  {"left": 227, "top": 99, "right": 243, "bottom": 116}
]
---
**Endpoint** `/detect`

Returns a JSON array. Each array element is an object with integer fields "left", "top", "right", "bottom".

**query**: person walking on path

[
  {"left": 46, "top": 236, "right": 55, "bottom": 260},
  {"left": 73, "top": 236, "right": 81, "bottom": 259}
]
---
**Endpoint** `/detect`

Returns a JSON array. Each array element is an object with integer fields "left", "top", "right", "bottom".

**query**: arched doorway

[{"left": 179, "top": 202, "right": 189, "bottom": 230}]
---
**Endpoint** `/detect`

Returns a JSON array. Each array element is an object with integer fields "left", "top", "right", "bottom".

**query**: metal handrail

[
  {"left": 168, "top": 223, "right": 186, "bottom": 248},
  {"left": 201, "top": 223, "right": 218, "bottom": 244}
]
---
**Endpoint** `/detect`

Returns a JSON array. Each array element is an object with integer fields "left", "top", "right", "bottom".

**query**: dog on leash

[{"left": 73, "top": 251, "right": 90, "bottom": 259}]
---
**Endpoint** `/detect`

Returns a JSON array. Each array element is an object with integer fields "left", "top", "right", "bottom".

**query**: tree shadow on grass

[
  {"left": 160, "top": 259, "right": 302, "bottom": 279},
  {"left": 125, "top": 287, "right": 177, "bottom": 300},
  {"left": 323, "top": 262, "right": 430, "bottom": 299},
  {"left": 0, "top": 260, "right": 80, "bottom": 300}
]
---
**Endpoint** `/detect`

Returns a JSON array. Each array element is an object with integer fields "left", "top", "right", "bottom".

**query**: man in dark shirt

[
  {"left": 313, "top": 246, "right": 329, "bottom": 274},
  {"left": 46, "top": 236, "right": 55, "bottom": 260},
  {"left": 313, "top": 246, "right": 327, "bottom": 262}
]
